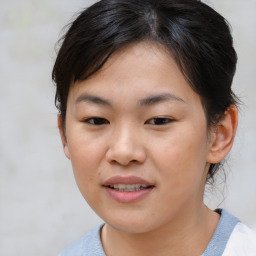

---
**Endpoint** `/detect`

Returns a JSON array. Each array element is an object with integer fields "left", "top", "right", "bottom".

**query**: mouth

[
  {"left": 103, "top": 176, "right": 155, "bottom": 203},
  {"left": 107, "top": 184, "right": 154, "bottom": 192}
]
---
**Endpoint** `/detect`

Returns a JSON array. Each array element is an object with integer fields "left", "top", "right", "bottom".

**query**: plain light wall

[{"left": 0, "top": 0, "right": 255, "bottom": 255}]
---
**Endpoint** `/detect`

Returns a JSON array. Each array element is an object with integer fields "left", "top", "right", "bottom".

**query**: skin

[{"left": 58, "top": 42, "right": 238, "bottom": 256}]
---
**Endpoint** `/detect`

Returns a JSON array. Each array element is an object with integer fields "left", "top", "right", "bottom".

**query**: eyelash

[
  {"left": 145, "top": 117, "right": 174, "bottom": 125},
  {"left": 83, "top": 117, "right": 174, "bottom": 126},
  {"left": 83, "top": 117, "right": 109, "bottom": 125}
]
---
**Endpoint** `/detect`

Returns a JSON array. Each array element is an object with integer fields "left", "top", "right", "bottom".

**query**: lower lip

[{"left": 104, "top": 187, "right": 154, "bottom": 203}]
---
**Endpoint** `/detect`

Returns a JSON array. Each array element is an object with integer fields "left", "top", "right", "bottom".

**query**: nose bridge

[
  {"left": 115, "top": 121, "right": 135, "bottom": 146},
  {"left": 106, "top": 121, "right": 146, "bottom": 165}
]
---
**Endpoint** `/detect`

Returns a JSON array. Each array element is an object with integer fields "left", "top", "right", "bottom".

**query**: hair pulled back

[{"left": 52, "top": 0, "right": 239, "bottom": 182}]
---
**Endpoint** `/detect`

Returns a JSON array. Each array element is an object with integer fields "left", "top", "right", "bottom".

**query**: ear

[
  {"left": 207, "top": 105, "right": 238, "bottom": 164},
  {"left": 57, "top": 115, "right": 71, "bottom": 159}
]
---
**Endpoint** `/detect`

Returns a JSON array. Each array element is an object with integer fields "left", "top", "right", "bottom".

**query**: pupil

[
  {"left": 94, "top": 118, "right": 106, "bottom": 124},
  {"left": 155, "top": 118, "right": 167, "bottom": 124}
]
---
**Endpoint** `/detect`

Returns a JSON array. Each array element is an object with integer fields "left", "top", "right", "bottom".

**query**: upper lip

[{"left": 103, "top": 175, "right": 154, "bottom": 186}]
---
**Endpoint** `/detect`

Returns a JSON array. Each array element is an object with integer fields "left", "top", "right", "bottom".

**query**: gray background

[{"left": 0, "top": 0, "right": 255, "bottom": 255}]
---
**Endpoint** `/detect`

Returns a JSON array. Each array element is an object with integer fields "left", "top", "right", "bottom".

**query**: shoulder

[
  {"left": 203, "top": 209, "right": 256, "bottom": 256},
  {"left": 58, "top": 224, "right": 106, "bottom": 256},
  {"left": 223, "top": 222, "right": 256, "bottom": 256}
]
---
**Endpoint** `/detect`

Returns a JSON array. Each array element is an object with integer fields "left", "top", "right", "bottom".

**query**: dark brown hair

[{"left": 52, "top": 0, "right": 239, "bottom": 182}]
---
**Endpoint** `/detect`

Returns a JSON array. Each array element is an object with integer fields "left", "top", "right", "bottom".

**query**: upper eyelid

[
  {"left": 146, "top": 116, "right": 174, "bottom": 120},
  {"left": 145, "top": 116, "right": 175, "bottom": 124},
  {"left": 81, "top": 116, "right": 174, "bottom": 125},
  {"left": 83, "top": 117, "right": 109, "bottom": 124}
]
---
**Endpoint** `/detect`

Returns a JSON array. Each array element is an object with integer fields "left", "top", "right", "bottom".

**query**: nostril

[
  {"left": 105, "top": 142, "right": 146, "bottom": 166},
  {"left": 109, "top": 159, "right": 137, "bottom": 166}
]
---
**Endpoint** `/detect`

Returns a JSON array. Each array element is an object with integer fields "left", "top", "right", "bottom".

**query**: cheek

[
  {"left": 67, "top": 133, "right": 106, "bottom": 191},
  {"left": 67, "top": 128, "right": 106, "bottom": 167},
  {"left": 69, "top": 146, "right": 103, "bottom": 209},
  {"left": 149, "top": 133, "right": 209, "bottom": 215},
  {"left": 150, "top": 126, "right": 209, "bottom": 183}
]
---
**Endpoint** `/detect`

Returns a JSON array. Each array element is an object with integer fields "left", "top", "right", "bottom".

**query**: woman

[{"left": 52, "top": 0, "right": 256, "bottom": 255}]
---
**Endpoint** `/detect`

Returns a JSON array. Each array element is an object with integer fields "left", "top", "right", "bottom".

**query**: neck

[{"left": 101, "top": 204, "right": 220, "bottom": 256}]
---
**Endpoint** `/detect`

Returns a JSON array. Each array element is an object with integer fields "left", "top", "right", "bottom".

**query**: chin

[
  {"left": 100, "top": 211, "right": 162, "bottom": 234},
  {"left": 108, "top": 221, "right": 153, "bottom": 234}
]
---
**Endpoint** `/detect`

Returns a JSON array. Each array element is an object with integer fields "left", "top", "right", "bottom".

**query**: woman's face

[{"left": 60, "top": 42, "right": 214, "bottom": 233}]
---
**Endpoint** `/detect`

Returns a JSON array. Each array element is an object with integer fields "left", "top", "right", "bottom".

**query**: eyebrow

[
  {"left": 139, "top": 93, "right": 185, "bottom": 106},
  {"left": 75, "top": 92, "right": 185, "bottom": 107},
  {"left": 75, "top": 94, "right": 112, "bottom": 107}
]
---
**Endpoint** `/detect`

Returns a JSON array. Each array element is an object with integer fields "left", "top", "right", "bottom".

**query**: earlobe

[
  {"left": 207, "top": 105, "right": 238, "bottom": 164},
  {"left": 57, "top": 115, "right": 71, "bottom": 159}
]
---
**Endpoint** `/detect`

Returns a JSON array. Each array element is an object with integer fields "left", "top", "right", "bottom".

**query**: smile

[
  {"left": 108, "top": 184, "right": 151, "bottom": 191},
  {"left": 103, "top": 175, "right": 155, "bottom": 203}
]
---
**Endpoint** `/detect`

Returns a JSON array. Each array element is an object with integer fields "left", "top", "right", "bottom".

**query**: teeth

[{"left": 109, "top": 184, "right": 148, "bottom": 191}]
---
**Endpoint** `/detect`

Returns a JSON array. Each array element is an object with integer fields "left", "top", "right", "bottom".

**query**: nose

[{"left": 105, "top": 124, "right": 146, "bottom": 166}]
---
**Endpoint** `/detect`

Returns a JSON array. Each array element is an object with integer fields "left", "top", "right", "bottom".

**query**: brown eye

[
  {"left": 84, "top": 117, "right": 109, "bottom": 125},
  {"left": 146, "top": 117, "right": 174, "bottom": 125}
]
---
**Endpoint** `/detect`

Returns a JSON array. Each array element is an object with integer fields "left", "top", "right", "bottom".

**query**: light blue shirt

[{"left": 59, "top": 209, "right": 254, "bottom": 256}]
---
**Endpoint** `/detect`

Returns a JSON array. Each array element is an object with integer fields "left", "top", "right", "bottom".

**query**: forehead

[{"left": 68, "top": 41, "right": 200, "bottom": 107}]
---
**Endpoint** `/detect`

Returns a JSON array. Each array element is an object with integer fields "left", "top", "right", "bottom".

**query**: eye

[
  {"left": 145, "top": 117, "right": 174, "bottom": 125},
  {"left": 83, "top": 117, "right": 109, "bottom": 125}
]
